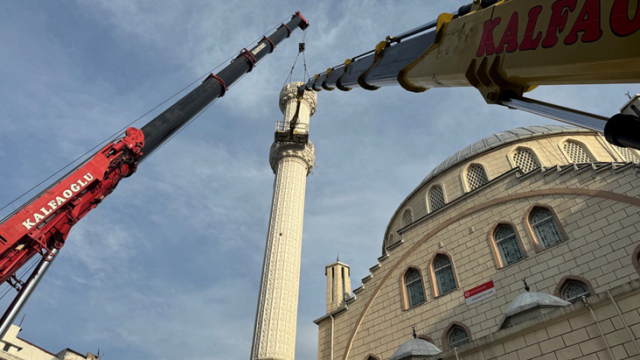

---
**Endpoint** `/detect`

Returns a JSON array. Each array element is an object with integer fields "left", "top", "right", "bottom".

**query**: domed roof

[
  {"left": 498, "top": 291, "right": 570, "bottom": 329},
  {"left": 388, "top": 338, "right": 442, "bottom": 360},
  {"left": 420, "top": 125, "right": 590, "bottom": 186},
  {"left": 384, "top": 125, "right": 592, "bottom": 252},
  {"left": 505, "top": 291, "right": 570, "bottom": 316}
]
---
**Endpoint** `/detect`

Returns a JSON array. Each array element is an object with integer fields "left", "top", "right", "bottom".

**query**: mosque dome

[
  {"left": 388, "top": 338, "right": 443, "bottom": 360},
  {"left": 420, "top": 125, "right": 590, "bottom": 186},
  {"left": 498, "top": 291, "right": 571, "bottom": 330}
]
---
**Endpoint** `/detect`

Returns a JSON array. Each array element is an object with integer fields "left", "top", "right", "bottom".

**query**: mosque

[{"left": 315, "top": 125, "right": 640, "bottom": 360}]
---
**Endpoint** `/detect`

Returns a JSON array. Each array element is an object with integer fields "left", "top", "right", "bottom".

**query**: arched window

[
  {"left": 612, "top": 144, "right": 640, "bottom": 163},
  {"left": 447, "top": 326, "right": 470, "bottom": 348},
  {"left": 466, "top": 164, "right": 488, "bottom": 191},
  {"left": 563, "top": 140, "right": 593, "bottom": 163},
  {"left": 402, "top": 209, "right": 413, "bottom": 226},
  {"left": 429, "top": 185, "right": 446, "bottom": 212},
  {"left": 365, "top": 356, "right": 380, "bottom": 360},
  {"left": 404, "top": 268, "right": 426, "bottom": 308},
  {"left": 561, "top": 280, "right": 591, "bottom": 303},
  {"left": 529, "top": 208, "right": 565, "bottom": 249},
  {"left": 513, "top": 148, "right": 540, "bottom": 173},
  {"left": 494, "top": 225, "right": 524, "bottom": 266},
  {"left": 433, "top": 255, "right": 456, "bottom": 296}
]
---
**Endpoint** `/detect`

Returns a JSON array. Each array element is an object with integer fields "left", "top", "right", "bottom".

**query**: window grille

[
  {"left": 563, "top": 141, "right": 593, "bottom": 163},
  {"left": 494, "top": 225, "right": 524, "bottom": 266},
  {"left": 402, "top": 209, "right": 413, "bottom": 226},
  {"left": 405, "top": 269, "right": 426, "bottom": 308},
  {"left": 433, "top": 255, "right": 456, "bottom": 295},
  {"left": 466, "top": 165, "right": 488, "bottom": 191},
  {"left": 530, "top": 208, "right": 564, "bottom": 249},
  {"left": 429, "top": 185, "right": 446, "bottom": 212},
  {"left": 613, "top": 144, "right": 640, "bottom": 163},
  {"left": 448, "top": 326, "right": 469, "bottom": 348},
  {"left": 561, "top": 281, "right": 591, "bottom": 303},
  {"left": 513, "top": 148, "right": 540, "bottom": 173}
]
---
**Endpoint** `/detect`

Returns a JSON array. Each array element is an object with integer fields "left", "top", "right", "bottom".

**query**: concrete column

[{"left": 251, "top": 82, "right": 317, "bottom": 360}]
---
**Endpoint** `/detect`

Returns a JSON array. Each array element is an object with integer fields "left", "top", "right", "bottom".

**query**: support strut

[{"left": 0, "top": 249, "right": 58, "bottom": 339}]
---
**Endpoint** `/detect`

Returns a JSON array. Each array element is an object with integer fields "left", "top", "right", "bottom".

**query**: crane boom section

[
  {"left": 306, "top": 0, "right": 640, "bottom": 102},
  {"left": 0, "top": 128, "right": 144, "bottom": 283},
  {"left": 402, "top": 0, "right": 640, "bottom": 101},
  {"left": 0, "top": 12, "right": 309, "bottom": 285}
]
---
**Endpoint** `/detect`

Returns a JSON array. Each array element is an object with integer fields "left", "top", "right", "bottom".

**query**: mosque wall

[{"left": 316, "top": 129, "right": 640, "bottom": 360}]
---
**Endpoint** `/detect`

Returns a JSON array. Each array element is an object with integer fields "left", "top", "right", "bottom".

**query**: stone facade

[
  {"left": 251, "top": 83, "right": 317, "bottom": 360},
  {"left": 0, "top": 325, "right": 97, "bottom": 360},
  {"left": 315, "top": 127, "right": 640, "bottom": 360}
]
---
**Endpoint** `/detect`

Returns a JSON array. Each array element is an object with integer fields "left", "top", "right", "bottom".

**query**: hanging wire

[
  {"left": 0, "top": 15, "right": 291, "bottom": 215},
  {"left": 0, "top": 256, "right": 40, "bottom": 301},
  {"left": 301, "top": 30, "right": 310, "bottom": 84},
  {"left": 283, "top": 28, "right": 310, "bottom": 87},
  {"left": 284, "top": 52, "right": 301, "bottom": 87}
]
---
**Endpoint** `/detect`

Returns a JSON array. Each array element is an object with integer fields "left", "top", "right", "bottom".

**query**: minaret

[
  {"left": 325, "top": 258, "right": 352, "bottom": 313},
  {"left": 251, "top": 82, "right": 317, "bottom": 360}
]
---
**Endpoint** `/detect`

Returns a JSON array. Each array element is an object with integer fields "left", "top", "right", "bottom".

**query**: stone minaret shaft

[{"left": 251, "top": 83, "right": 317, "bottom": 360}]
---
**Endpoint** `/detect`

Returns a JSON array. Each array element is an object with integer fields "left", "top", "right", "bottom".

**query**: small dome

[
  {"left": 498, "top": 292, "right": 570, "bottom": 329},
  {"left": 388, "top": 338, "right": 442, "bottom": 360}
]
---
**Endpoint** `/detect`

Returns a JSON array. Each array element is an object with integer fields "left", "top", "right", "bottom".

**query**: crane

[
  {"left": 0, "top": 11, "right": 309, "bottom": 338},
  {"left": 304, "top": 0, "right": 640, "bottom": 150}
]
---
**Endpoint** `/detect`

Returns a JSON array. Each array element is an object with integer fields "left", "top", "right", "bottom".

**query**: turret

[{"left": 325, "top": 258, "right": 352, "bottom": 313}]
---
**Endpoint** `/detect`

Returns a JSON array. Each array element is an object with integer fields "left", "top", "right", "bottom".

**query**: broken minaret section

[{"left": 250, "top": 82, "right": 317, "bottom": 360}]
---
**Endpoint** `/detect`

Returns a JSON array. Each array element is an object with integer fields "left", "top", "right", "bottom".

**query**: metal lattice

[
  {"left": 448, "top": 326, "right": 469, "bottom": 348},
  {"left": 613, "top": 145, "right": 640, "bottom": 163},
  {"left": 402, "top": 209, "right": 413, "bottom": 226},
  {"left": 513, "top": 148, "right": 540, "bottom": 173},
  {"left": 494, "top": 225, "right": 524, "bottom": 266},
  {"left": 405, "top": 269, "right": 425, "bottom": 307},
  {"left": 530, "top": 208, "right": 564, "bottom": 249},
  {"left": 429, "top": 185, "right": 446, "bottom": 212},
  {"left": 466, "top": 165, "right": 488, "bottom": 191},
  {"left": 561, "top": 281, "right": 591, "bottom": 303},
  {"left": 433, "top": 255, "right": 456, "bottom": 295},
  {"left": 563, "top": 141, "right": 593, "bottom": 163}
]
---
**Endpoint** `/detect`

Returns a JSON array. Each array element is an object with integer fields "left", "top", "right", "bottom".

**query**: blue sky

[{"left": 0, "top": 1, "right": 634, "bottom": 359}]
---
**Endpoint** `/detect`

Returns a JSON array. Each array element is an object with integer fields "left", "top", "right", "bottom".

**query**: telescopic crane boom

[
  {"left": 305, "top": 0, "right": 640, "bottom": 149},
  {"left": 0, "top": 11, "right": 309, "bottom": 337}
]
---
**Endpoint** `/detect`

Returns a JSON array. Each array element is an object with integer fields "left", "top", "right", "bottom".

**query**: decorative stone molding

[
  {"left": 269, "top": 141, "right": 315, "bottom": 174},
  {"left": 279, "top": 81, "right": 317, "bottom": 115}
]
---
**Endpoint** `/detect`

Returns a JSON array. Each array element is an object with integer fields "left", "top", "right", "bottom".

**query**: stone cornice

[
  {"left": 279, "top": 81, "right": 317, "bottom": 115},
  {"left": 269, "top": 141, "right": 315, "bottom": 174}
]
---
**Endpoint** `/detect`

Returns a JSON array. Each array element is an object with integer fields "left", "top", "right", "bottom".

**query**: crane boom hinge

[
  {"left": 203, "top": 73, "right": 227, "bottom": 97},
  {"left": 322, "top": 68, "right": 335, "bottom": 91},
  {"left": 278, "top": 23, "right": 292, "bottom": 38},
  {"left": 358, "top": 37, "right": 394, "bottom": 91},
  {"left": 262, "top": 36, "right": 276, "bottom": 53},
  {"left": 336, "top": 59, "right": 353, "bottom": 92},
  {"left": 238, "top": 48, "right": 258, "bottom": 72}
]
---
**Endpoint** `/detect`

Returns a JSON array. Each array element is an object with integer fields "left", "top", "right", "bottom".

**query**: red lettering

[
  {"left": 476, "top": 17, "right": 502, "bottom": 56},
  {"left": 520, "top": 6, "right": 544, "bottom": 50},
  {"left": 542, "top": 0, "right": 578, "bottom": 48},
  {"left": 611, "top": 0, "right": 640, "bottom": 36},
  {"left": 565, "top": 0, "right": 603, "bottom": 44},
  {"left": 496, "top": 12, "right": 520, "bottom": 53}
]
